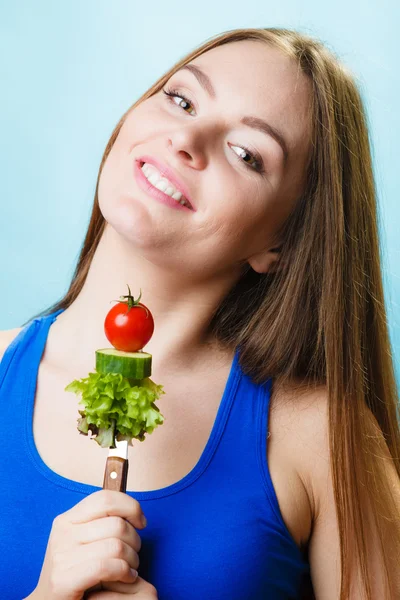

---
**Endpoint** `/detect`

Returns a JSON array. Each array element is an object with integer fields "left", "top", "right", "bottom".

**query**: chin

[{"left": 100, "top": 195, "right": 174, "bottom": 253}]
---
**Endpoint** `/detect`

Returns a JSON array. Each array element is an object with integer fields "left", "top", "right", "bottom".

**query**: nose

[{"left": 167, "top": 126, "right": 209, "bottom": 170}]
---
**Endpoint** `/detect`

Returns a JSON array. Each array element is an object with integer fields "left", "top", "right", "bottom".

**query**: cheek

[
  {"left": 207, "top": 181, "right": 268, "bottom": 240},
  {"left": 98, "top": 148, "right": 126, "bottom": 215},
  {"left": 125, "top": 101, "right": 167, "bottom": 147},
  {"left": 221, "top": 192, "right": 283, "bottom": 258},
  {"left": 97, "top": 142, "right": 145, "bottom": 241},
  {"left": 201, "top": 205, "right": 262, "bottom": 264},
  {"left": 97, "top": 116, "right": 144, "bottom": 218}
]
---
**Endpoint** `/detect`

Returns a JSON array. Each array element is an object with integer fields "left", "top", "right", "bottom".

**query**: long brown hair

[{"left": 30, "top": 28, "right": 400, "bottom": 599}]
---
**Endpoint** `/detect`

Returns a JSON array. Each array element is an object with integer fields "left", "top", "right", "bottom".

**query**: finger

[
  {"left": 56, "top": 557, "right": 138, "bottom": 595},
  {"left": 60, "top": 490, "right": 147, "bottom": 531},
  {"left": 85, "top": 593, "right": 132, "bottom": 600},
  {"left": 100, "top": 580, "right": 139, "bottom": 593},
  {"left": 76, "top": 516, "right": 142, "bottom": 553},
  {"left": 100, "top": 576, "right": 157, "bottom": 595},
  {"left": 69, "top": 537, "right": 140, "bottom": 571},
  {"left": 84, "top": 577, "right": 139, "bottom": 597},
  {"left": 84, "top": 593, "right": 121, "bottom": 600}
]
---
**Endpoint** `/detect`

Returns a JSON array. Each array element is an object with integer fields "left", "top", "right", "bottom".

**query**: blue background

[{"left": 1, "top": 1, "right": 399, "bottom": 382}]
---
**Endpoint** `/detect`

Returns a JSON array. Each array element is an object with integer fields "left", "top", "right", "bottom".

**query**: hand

[
  {"left": 84, "top": 576, "right": 158, "bottom": 598},
  {"left": 29, "top": 490, "right": 147, "bottom": 600}
]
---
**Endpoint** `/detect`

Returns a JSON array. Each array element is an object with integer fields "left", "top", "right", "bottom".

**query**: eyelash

[{"left": 162, "top": 87, "right": 265, "bottom": 175}]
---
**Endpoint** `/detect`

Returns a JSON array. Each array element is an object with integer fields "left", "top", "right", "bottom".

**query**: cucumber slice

[{"left": 96, "top": 348, "right": 152, "bottom": 379}]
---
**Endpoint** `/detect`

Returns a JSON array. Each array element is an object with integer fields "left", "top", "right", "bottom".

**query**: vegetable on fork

[{"left": 65, "top": 286, "right": 165, "bottom": 492}]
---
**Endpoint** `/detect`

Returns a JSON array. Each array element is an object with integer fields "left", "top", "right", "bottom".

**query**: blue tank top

[{"left": 0, "top": 310, "right": 310, "bottom": 599}]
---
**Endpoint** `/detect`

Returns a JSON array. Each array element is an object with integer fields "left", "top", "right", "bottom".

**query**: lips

[{"left": 136, "top": 155, "right": 195, "bottom": 211}]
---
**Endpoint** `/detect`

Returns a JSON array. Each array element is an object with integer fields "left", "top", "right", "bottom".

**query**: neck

[{"left": 45, "top": 224, "right": 242, "bottom": 376}]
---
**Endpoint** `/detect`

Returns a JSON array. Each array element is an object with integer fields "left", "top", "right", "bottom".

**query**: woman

[{"left": 0, "top": 27, "right": 399, "bottom": 600}]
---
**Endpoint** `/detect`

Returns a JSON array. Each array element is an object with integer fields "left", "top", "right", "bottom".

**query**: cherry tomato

[{"left": 104, "top": 286, "right": 154, "bottom": 352}]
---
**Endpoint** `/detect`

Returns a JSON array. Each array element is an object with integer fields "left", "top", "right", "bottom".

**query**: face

[{"left": 98, "top": 40, "right": 312, "bottom": 278}]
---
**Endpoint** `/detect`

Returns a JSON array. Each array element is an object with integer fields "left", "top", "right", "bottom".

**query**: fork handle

[{"left": 103, "top": 456, "right": 128, "bottom": 492}]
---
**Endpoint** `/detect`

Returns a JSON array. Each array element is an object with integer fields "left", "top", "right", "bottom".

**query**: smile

[{"left": 140, "top": 162, "right": 191, "bottom": 207}]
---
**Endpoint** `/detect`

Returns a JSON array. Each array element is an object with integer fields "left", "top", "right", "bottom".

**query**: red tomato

[{"left": 104, "top": 287, "right": 154, "bottom": 352}]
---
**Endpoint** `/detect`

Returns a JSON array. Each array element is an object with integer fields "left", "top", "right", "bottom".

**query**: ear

[{"left": 247, "top": 246, "right": 283, "bottom": 274}]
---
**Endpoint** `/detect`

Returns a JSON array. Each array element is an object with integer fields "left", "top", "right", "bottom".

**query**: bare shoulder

[
  {"left": 270, "top": 379, "right": 330, "bottom": 524},
  {"left": 273, "top": 380, "right": 400, "bottom": 597},
  {"left": 273, "top": 379, "right": 397, "bottom": 509},
  {"left": 267, "top": 378, "right": 329, "bottom": 551},
  {"left": 0, "top": 328, "right": 23, "bottom": 361}
]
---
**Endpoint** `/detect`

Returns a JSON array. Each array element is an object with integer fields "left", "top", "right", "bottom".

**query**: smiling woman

[{"left": 1, "top": 26, "right": 400, "bottom": 600}]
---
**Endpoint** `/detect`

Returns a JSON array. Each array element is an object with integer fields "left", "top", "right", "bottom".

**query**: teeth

[
  {"left": 141, "top": 162, "right": 189, "bottom": 207},
  {"left": 147, "top": 173, "right": 162, "bottom": 187},
  {"left": 154, "top": 180, "right": 169, "bottom": 193}
]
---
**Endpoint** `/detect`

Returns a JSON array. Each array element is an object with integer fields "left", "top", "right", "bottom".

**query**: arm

[{"left": 297, "top": 391, "right": 400, "bottom": 599}]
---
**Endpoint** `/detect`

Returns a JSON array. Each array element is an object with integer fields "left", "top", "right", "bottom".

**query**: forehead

[{"left": 180, "top": 40, "right": 312, "bottom": 158}]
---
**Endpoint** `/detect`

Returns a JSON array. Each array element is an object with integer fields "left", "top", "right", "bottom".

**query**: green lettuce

[{"left": 65, "top": 371, "right": 165, "bottom": 448}]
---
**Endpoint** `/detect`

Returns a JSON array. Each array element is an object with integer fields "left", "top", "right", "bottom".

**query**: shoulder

[
  {"left": 271, "top": 381, "right": 341, "bottom": 594},
  {"left": 270, "top": 378, "right": 329, "bottom": 515},
  {"left": 268, "top": 379, "right": 329, "bottom": 550},
  {"left": 0, "top": 328, "right": 23, "bottom": 362},
  {"left": 275, "top": 381, "right": 400, "bottom": 598}
]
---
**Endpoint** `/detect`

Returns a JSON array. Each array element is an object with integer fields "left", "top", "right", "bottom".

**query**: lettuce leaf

[{"left": 65, "top": 371, "right": 165, "bottom": 448}]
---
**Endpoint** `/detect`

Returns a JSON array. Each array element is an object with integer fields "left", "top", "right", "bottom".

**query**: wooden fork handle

[{"left": 102, "top": 456, "right": 128, "bottom": 492}]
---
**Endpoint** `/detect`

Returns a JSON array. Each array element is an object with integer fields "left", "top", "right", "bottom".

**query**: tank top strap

[
  {"left": 0, "top": 310, "right": 65, "bottom": 389},
  {"left": 206, "top": 346, "right": 273, "bottom": 487}
]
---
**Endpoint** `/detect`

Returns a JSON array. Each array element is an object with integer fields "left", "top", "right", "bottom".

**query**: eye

[
  {"left": 162, "top": 86, "right": 265, "bottom": 174},
  {"left": 163, "top": 87, "right": 196, "bottom": 115},
  {"left": 229, "top": 144, "right": 264, "bottom": 174}
]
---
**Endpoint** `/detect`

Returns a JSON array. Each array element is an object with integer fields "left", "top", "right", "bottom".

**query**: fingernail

[
  {"left": 141, "top": 515, "right": 147, "bottom": 528},
  {"left": 131, "top": 568, "right": 138, "bottom": 578}
]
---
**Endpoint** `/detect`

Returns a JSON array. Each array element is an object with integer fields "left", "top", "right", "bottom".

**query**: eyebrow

[{"left": 178, "top": 64, "right": 289, "bottom": 165}]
